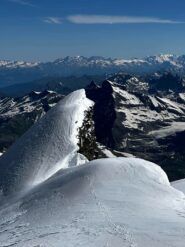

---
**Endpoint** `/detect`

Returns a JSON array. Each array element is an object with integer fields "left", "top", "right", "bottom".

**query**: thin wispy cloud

[
  {"left": 67, "top": 15, "right": 183, "bottom": 24},
  {"left": 43, "top": 17, "right": 63, "bottom": 24},
  {"left": 9, "top": 0, "right": 35, "bottom": 7}
]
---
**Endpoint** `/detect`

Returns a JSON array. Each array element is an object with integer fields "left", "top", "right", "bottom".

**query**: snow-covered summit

[{"left": 50, "top": 54, "right": 182, "bottom": 70}]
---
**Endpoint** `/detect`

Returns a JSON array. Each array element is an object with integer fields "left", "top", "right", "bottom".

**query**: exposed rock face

[
  {"left": 78, "top": 106, "right": 100, "bottom": 160},
  {"left": 86, "top": 80, "right": 116, "bottom": 148},
  {"left": 86, "top": 80, "right": 185, "bottom": 181}
]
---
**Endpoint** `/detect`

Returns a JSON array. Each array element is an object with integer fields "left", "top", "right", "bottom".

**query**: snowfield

[
  {"left": 0, "top": 89, "right": 185, "bottom": 247},
  {"left": 0, "top": 158, "right": 185, "bottom": 247}
]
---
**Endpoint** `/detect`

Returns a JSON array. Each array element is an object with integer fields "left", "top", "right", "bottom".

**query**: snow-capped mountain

[
  {"left": 0, "top": 89, "right": 185, "bottom": 246},
  {"left": 1, "top": 54, "right": 185, "bottom": 87}
]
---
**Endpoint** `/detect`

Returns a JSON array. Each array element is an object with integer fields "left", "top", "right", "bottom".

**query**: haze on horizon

[{"left": 0, "top": 0, "right": 185, "bottom": 62}]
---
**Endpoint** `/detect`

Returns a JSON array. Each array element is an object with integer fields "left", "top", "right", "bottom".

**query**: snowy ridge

[
  {"left": 0, "top": 89, "right": 93, "bottom": 195},
  {"left": 49, "top": 54, "right": 184, "bottom": 72}
]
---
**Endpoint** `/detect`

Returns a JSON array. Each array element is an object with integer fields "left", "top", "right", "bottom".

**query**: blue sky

[{"left": 0, "top": 0, "right": 185, "bottom": 61}]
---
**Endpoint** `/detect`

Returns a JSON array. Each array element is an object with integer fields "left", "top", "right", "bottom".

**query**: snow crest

[{"left": 0, "top": 89, "right": 93, "bottom": 195}]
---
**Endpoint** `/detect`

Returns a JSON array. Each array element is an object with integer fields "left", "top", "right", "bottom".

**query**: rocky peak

[{"left": 86, "top": 79, "right": 185, "bottom": 180}]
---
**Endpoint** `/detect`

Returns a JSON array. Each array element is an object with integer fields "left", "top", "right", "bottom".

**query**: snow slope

[
  {"left": 0, "top": 158, "right": 185, "bottom": 247},
  {"left": 0, "top": 89, "right": 93, "bottom": 195},
  {"left": 172, "top": 179, "right": 185, "bottom": 193}
]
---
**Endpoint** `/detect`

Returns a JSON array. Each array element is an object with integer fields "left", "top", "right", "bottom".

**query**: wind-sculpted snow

[
  {"left": 0, "top": 158, "right": 185, "bottom": 246},
  {"left": 0, "top": 89, "right": 93, "bottom": 195}
]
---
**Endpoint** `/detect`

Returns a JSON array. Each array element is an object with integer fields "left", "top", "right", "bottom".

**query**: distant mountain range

[{"left": 1, "top": 54, "right": 185, "bottom": 87}]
